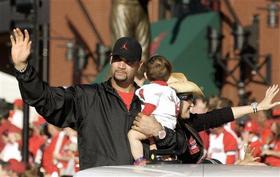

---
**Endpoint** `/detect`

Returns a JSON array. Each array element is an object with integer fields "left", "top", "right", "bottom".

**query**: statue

[{"left": 110, "top": 0, "right": 151, "bottom": 81}]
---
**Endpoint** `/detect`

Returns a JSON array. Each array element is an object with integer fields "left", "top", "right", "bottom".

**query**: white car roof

[{"left": 75, "top": 164, "right": 280, "bottom": 177}]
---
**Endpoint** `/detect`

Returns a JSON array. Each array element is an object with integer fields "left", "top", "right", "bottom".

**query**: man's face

[{"left": 110, "top": 56, "right": 140, "bottom": 83}]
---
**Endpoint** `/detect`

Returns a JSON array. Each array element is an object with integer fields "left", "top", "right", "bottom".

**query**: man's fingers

[
  {"left": 132, "top": 120, "right": 140, "bottom": 127},
  {"left": 23, "top": 29, "right": 30, "bottom": 44},
  {"left": 13, "top": 29, "right": 17, "bottom": 42},
  {"left": 135, "top": 116, "right": 141, "bottom": 122},
  {"left": 131, "top": 125, "right": 140, "bottom": 132},
  {"left": 10, "top": 35, "right": 15, "bottom": 46},
  {"left": 14, "top": 28, "right": 20, "bottom": 41},
  {"left": 16, "top": 28, "right": 24, "bottom": 42},
  {"left": 138, "top": 112, "right": 144, "bottom": 116},
  {"left": 135, "top": 112, "right": 145, "bottom": 121}
]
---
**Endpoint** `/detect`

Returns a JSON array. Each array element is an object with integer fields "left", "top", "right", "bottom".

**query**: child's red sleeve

[{"left": 142, "top": 103, "right": 156, "bottom": 116}]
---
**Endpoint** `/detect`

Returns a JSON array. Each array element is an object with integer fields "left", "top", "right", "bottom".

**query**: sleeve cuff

[
  {"left": 156, "top": 127, "right": 175, "bottom": 147},
  {"left": 14, "top": 64, "right": 36, "bottom": 82}
]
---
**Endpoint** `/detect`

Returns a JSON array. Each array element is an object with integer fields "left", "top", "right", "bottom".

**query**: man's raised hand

[{"left": 10, "top": 28, "right": 32, "bottom": 71}]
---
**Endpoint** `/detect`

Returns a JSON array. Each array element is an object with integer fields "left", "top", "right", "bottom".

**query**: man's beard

[{"left": 113, "top": 70, "right": 128, "bottom": 82}]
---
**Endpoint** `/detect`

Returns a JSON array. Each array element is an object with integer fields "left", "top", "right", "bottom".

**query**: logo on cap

[{"left": 121, "top": 42, "right": 128, "bottom": 50}]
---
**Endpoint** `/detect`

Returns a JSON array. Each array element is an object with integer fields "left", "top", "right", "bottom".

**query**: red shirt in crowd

[{"left": 265, "top": 139, "right": 280, "bottom": 167}]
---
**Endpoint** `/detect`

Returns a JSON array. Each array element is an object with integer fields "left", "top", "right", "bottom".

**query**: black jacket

[
  {"left": 15, "top": 65, "right": 143, "bottom": 170},
  {"left": 15, "top": 65, "right": 176, "bottom": 170},
  {"left": 176, "top": 107, "right": 234, "bottom": 163}
]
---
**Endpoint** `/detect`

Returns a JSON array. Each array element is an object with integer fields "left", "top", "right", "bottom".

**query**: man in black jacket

[{"left": 10, "top": 28, "right": 171, "bottom": 170}]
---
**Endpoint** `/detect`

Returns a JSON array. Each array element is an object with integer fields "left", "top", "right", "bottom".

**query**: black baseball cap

[{"left": 111, "top": 37, "right": 142, "bottom": 61}]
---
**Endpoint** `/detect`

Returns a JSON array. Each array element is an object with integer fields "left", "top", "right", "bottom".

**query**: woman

[{"left": 167, "top": 73, "right": 280, "bottom": 164}]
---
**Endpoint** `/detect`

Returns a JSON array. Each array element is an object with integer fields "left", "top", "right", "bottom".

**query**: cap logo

[{"left": 121, "top": 42, "right": 128, "bottom": 50}]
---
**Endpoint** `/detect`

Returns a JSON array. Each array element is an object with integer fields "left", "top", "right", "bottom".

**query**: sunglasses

[{"left": 177, "top": 93, "right": 194, "bottom": 102}]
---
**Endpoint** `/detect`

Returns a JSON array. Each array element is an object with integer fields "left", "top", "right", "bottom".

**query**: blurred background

[{"left": 0, "top": 0, "right": 280, "bottom": 176}]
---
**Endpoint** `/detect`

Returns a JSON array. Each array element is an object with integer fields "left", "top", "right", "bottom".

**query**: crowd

[
  {"left": 192, "top": 96, "right": 280, "bottom": 166},
  {"left": 0, "top": 98, "right": 79, "bottom": 177}
]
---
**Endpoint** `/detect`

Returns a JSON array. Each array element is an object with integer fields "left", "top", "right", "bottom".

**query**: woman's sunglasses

[{"left": 177, "top": 93, "right": 194, "bottom": 102}]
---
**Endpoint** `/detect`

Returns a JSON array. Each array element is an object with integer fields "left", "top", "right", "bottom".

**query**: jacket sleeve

[
  {"left": 14, "top": 65, "right": 90, "bottom": 129},
  {"left": 186, "top": 107, "right": 234, "bottom": 132},
  {"left": 143, "top": 127, "right": 177, "bottom": 160},
  {"left": 156, "top": 127, "right": 176, "bottom": 150}
]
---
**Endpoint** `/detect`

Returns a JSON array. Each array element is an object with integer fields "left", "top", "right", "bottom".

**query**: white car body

[{"left": 75, "top": 164, "right": 280, "bottom": 177}]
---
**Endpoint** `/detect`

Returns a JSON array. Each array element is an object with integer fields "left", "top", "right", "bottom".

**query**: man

[
  {"left": 10, "top": 28, "right": 170, "bottom": 170},
  {"left": 208, "top": 126, "right": 239, "bottom": 164}
]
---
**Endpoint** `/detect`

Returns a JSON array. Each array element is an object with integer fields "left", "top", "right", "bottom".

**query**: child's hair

[{"left": 145, "top": 55, "right": 172, "bottom": 81}]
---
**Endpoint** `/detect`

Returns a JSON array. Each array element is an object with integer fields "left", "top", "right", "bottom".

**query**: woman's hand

[{"left": 258, "top": 85, "right": 280, "bottom": 111}]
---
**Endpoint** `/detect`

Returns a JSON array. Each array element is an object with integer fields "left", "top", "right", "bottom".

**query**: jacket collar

[{"left": 103, "top": 78, "right": 140, "bottom": 94}]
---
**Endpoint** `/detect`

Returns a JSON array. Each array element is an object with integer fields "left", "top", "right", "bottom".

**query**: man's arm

[
  {"left": 132, "top": 113, "right": 163, "bottom": 138},
  {"left": 132, "top": 113, "right": 176, "bottom": 148},
  {"left": 10, "top": 29, "right": 82, "bottom": 128}
]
